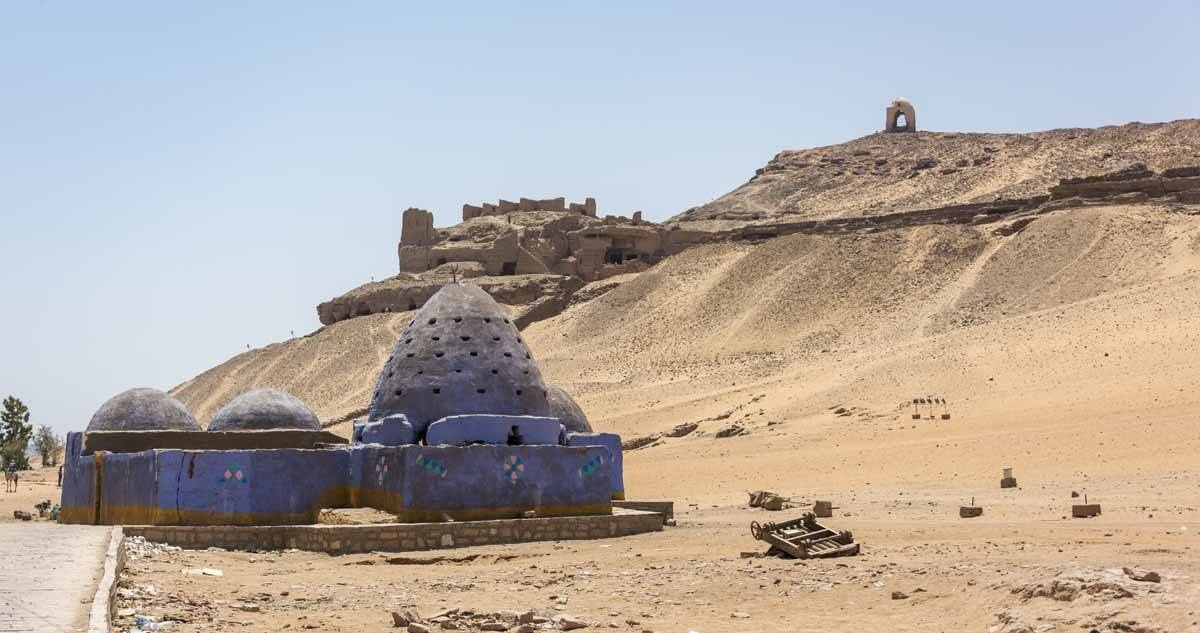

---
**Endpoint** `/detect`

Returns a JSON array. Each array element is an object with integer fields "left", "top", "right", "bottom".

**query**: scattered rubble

[{"left": 389, "top": 608, "right": 587, "bottom": 631}]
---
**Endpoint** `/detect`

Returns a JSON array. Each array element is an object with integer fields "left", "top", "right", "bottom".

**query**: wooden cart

[{"left": 750, "top": 513, "right": 860, "bottom": 559}]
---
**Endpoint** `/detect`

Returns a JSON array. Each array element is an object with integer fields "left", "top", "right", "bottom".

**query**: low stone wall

[
  {"left": 123, "top": 509, "right": 662, "bottom": 555},
  {"left": 612, "top": 500, "right": 674, "bottom": 523},
  {"left": 87, "top": 527, "right": 126, "bottom": 633}
]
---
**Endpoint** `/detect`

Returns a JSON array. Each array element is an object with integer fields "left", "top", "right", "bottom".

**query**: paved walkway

[{"left": 0, "top": 524, "right": 111, "bottom": 633}]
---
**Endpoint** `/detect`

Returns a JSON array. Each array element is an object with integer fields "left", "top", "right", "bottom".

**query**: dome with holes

[
  {"left": 368, "top": 283, "right": 553, "bottom": 437},
  {"left": 208, "top": 388, "right": 321, "bottom": 432},
  {"left": 87, "top": 388, "right": 202, "bottom": 432}
]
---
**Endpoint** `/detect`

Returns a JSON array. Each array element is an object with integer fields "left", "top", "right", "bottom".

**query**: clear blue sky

[{"left": 1, "top": 1, "right": 1196, "bottom": 434}]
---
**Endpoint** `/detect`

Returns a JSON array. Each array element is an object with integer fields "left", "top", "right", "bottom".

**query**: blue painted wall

[
  {"left": 62, "top": 442, "right": 617, "bottom": 525},
  {"left": 566, "top": 433, "right": 625, "bottom": 499},
  {"left": 400, "top": 445, "right": 611, "bottom": 512}
]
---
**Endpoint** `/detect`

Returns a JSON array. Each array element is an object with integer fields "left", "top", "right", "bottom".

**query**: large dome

[
  {"left": 208, "top": 389, "right": 321, "bottom": 431},
  {"left": 546, "top": 384, "right": 592, "bottom": 434},
  {"left": 368, "top": 283, "right": 552, "bottom": 437},
  {"left": 87, "top": 388, "right": 201, "bottom": 432}
]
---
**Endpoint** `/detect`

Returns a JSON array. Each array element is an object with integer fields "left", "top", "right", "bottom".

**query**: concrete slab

[{"left": 0, "top": 524, "right": 110, "bottom": 632}]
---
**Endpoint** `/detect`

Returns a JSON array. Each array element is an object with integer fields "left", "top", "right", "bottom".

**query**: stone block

[
  {"left": 538, "top": 197, "right": 565, "bottom": 212},
  {"left": 360, "top": 414, "right": 416, "bottom": 446},
  {"left": 959, "top": 506, "right": 983, "bottom": 518},
  {"left": 812, "top": 500, "right": 833, "bottom": 518},
  {"left": 1071, "top": 504, "right": 1102, "bottom": 518},
  {"left": 400, "top": 208, "right": 435, "bottom": 246},
  {"left": 399, "top": 245, "right": 431, "bottom": 273},
  {"left": 1000, "top": 477, "right": 1018, "bottom": 489}
]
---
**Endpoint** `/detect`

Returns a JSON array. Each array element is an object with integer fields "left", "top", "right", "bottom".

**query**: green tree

[
  {"left": 1, "top": 396, "right": 33, "bottom": 470},
  {"left": 33, "top": 425, "right": 63, "bottom": 467}
]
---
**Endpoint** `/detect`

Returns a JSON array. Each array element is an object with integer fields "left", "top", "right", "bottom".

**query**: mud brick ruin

[
  {"left": 885, "top": 97, "right": 917, "bottom": 132},
  {"left": 318, "top": 196, "right": 679, "bottom": 327},
  {"left": 60, "top": 284, "right": 630, "bottom": 526}
]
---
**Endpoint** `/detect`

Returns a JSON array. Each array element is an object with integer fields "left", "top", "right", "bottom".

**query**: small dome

[
  {"left": 208, "top": 389, "right": 320, "bottom": 431},
  {"left": 546, "top": 384, "right": 592, "bottom": 434},
  {"left": 891, "top": 96, "right": 912, "bottom": 106},
  {"left": 87, "top": 388, "right": 201, "bottom": 432},
  {"left": 368, "top": 283, "right": 552, "bottom": 438}
]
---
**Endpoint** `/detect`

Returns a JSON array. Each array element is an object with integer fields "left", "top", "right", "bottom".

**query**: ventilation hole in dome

[
  {"left": 406, "top": 353, "right": 415, "bottom": 358},
  {"left": 543, "top": 390, "right": 548, "bottom": 397},
  {"left": 388, "top": 355, "right": 394, "bottom": 361},
  {"left": 455, "top": 369, "right": 462, "bottom": 373},
  {"left": 484, "top": 318, "right": 491, "bottom": 323},
  {"left": 435, "top": 351, "right": 445, "bottom": 358},
  {"left": 525, "top": 353, "right": 531, "bottom": 359},
  {"left": 453, "top": 317, "right": 462, "bottom": 323},
  {"left": 503, "top": 352, "right": 512, "bottom": 357},
  {"left": 405, "top": 339, "right": 412, "bottom": 344},
  {"left": 428, "top": 318, "right": 437, "bottom": 325},
  {"left": 417, "top": 370, "right": 424, "bottom": 375},
  {"left": 517, "top": 337, "right": 522, "bottom": 343},
  {"left": 461, "top": 336, "right": 471, "bottom": 341},
  {"left": 491, "top": 369, "right": 499, "bottom": 374},
  {"left": 523, "top": 370, "right": 529, "bottom": 375},
  {"left": 432, "top": 388, "right": 441, "bottom": 394},
  {"left": 492, "top": 336, "right": 500, "bottom": 341},
  {"left": 476, "top": 388, "right": 486, "bottom": 394},
  {"left": 393, "top": 389, "right": 402, "bottom": 396},
  {"left": 503, "top": 318, "right": 510, "bottom": 324},
  {"left": 387, "top": 371, "right": 393, "bottom": 378},
  {"left": 470, "top": 351, "right": 478, "bottom": 357},
  {"left": 374, "top": 389, "right": 380, "bottom": 397},
  {"left": 432, "top": 336, "right": 440, "bottom": 341},
  {"left": 516, "top": 390, "right": 523, "bottom": 396}
]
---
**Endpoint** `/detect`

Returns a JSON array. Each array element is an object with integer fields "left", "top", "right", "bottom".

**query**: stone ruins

[
  {"left": 885, "top": 97, "right": 917, "bottom": 133},
  {"left": 319, "top": 197, "right": 682, "bottom": 326},
  {"left": 397, "top": 198, "right": 659, "bottom": 280},
  {"left": 461, "top": 196, "right": 597, "bottom": 221}
]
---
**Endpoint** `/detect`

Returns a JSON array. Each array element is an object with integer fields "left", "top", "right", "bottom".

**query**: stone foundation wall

[{"left": 123, "top": 509, "right": 663, "bottom": 554}]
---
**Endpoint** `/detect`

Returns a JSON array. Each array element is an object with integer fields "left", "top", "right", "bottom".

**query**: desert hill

[
  {"left": 171, "top": 120, "right": 1200, "bottom": 510},
  {"left": 671, "top": 119, "right": 1200, "bottom": 230}
]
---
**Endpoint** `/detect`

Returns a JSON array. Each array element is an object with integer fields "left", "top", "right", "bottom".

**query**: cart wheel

[{"left": 750, "top": 521, "right": 765, "bottom": 541}]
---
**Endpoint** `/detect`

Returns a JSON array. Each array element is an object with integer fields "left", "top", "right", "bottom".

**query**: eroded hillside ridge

[
  {"left": 672, "top": 120, "right": 1200, "bottom": 229},
  {"left": 318, "top": 158, "right": 1200, "bottom": 331}
]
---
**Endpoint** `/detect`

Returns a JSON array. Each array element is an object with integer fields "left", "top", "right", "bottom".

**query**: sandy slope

[
  {"left": 525, "top": 203, "right": 1200, "bottom": 505},
  {"left": 172, "top": 202, "right": 1200, "bottom": 499}
]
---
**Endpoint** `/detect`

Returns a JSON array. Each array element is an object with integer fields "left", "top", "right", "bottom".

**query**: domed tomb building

[
  {"left": 366, "top": 283, "right": 557, "bottom": 443},
  {"left": 546, "top": 384, "right": 593, "bottom": 434},
  {"left": 87, "top": 388, "right": 201, "bottom": 432},
  {"left": 208, "top": 388, "right": 321, "bottom": 431},
  {"left": 61, "top": 282, "right": 628, "bottom": 526}
]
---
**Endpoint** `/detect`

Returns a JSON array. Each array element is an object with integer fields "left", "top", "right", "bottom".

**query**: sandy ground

[
  {"left": 139, "top": 199, "right": 1200, "bottom": 631},
  {"left": 0, "top": 464, "right": 63, "bottom": 524},
  {"left": 116, "top": 482, "right": 1200, "bottom": 632}
]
